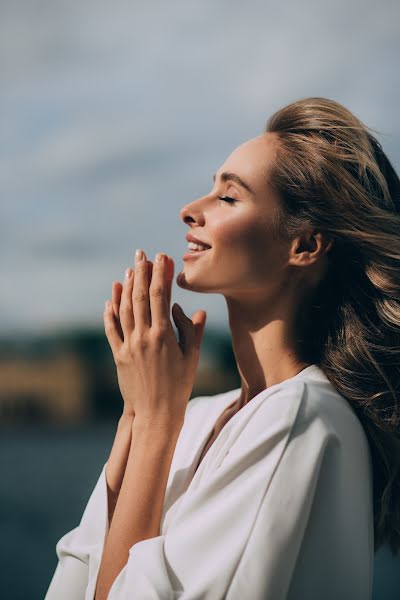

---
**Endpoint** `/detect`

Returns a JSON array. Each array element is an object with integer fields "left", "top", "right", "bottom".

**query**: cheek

[
  {"left": 211, "top": 213, "right": 259, "bottom": 250},
  {"left": 213, "top": 214, "right": 268, "bottom": 256},
  {"left": 214, "top": 216, "right": 283, "bottom": 276}
]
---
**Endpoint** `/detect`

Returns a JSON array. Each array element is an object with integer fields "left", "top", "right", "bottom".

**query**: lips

[
  {"left": 182, "top": 246, "right": 211, "bottom": 261},
  {"left": 185, "top": 233, "right": 212, "bottom": 248}
]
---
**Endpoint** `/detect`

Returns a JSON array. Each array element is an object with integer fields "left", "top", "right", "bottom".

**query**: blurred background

[{"left": 1, "top": 0, "right": 399, "bottom": 598}]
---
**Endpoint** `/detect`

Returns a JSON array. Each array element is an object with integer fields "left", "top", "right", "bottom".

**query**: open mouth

[
  {"left": 183, "top": 247, "right": 211, "bottom": 260},
  {"left": 189, "top": 246, "right": 211, "bottom": 253}
]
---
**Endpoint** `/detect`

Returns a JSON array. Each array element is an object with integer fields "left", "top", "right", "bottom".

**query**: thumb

[
  {"left": 172, "top": 304, "right": 207, "bottom": 355},
  {"left": 191, "top": 309, "right": 207, "bottom": 350}
]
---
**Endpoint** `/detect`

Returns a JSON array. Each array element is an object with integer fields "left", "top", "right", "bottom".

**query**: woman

[{"left": 45, "top": 97, "right": 400, "bottom": 600}]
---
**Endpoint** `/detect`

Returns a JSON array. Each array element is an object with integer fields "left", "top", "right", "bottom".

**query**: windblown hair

[{"left": 265, "top": 97, "right": 400, "bottom": 555}]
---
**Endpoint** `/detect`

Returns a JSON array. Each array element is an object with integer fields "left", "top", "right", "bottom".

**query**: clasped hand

[{"left": 103, "top": 249, "right": 207, "bottom": 429}]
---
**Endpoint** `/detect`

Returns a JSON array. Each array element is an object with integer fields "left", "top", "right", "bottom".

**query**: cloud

[{"left": 1, "top": 0, "right": 399, "bottom": 334}]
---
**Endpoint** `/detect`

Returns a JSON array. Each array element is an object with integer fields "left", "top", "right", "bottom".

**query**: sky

[{"left": 1, "top": 0, "right": 399, "bottom": 336}]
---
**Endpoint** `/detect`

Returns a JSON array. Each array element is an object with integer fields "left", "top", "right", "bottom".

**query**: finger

[
  {"left": 171, "top": 303, "right": 195, "bottom": 356},
  {"left": 112, "top": 281, "right": 123, "bottom": 318},
  {"left": 150, "top": 252, "right": 169, "bottom": 328},
  {"left": 172, "top": 305, "right": 207, "bottom": 357},
  {"left": 120, "top": 266, "right": 135, "bottom": 337},
  {"left": 104, "top": 300, "right": 123, "bottom": 355},
  {"left": 166, "top": 256, "right": 174, "bottom": 313},
  {"left": 191, "top": 309, "right": 207, "bottom": 350},
  {"left": 133, "top": 249, "right": 150, "bottom": 330},
  {"left": 111, "top": 281, "right": 124, "bottom": 340},
  {"left": 148, "top": 260, "right": 154, "bottom": 285},
  {"left": 147, "top": 261, "right": 154, "bottom": 324}
]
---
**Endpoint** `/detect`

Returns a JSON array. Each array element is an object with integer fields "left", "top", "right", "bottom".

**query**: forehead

[{"left": 215, "top": 133, "right": 278, "bottom": 192}]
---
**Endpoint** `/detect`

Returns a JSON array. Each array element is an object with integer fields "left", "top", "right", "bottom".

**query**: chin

[
  {"left": 176, "top": 271, "right": 218, "bottom": 295},
  {"left": 176, "top": 270, "right": 194, "bottom": 290}
]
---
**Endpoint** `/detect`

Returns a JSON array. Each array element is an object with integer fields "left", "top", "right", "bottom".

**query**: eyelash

[{"left": 217, "top": 195, "right": 236, "bottom": 204}]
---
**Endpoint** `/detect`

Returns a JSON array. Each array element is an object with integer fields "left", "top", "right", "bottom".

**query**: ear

[{"left": 289, "top": 230, "right": 333, "bottom": 266}]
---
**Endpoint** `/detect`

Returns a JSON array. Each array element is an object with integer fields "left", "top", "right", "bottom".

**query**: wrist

[{"left": 132, "top": 414, "right": 184, "bottom": 437}]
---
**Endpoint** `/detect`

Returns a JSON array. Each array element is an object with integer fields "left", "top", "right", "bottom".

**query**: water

[
  {"left": 0, "top": 422, "right": 116, "bottom": 600},
  {"left": 1, "top": 424, "right": 399, "bottom": 600}
]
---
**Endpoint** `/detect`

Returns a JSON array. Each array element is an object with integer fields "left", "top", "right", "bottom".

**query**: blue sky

[{"left": 1, "top": 0, "right": 399, "bottom": 335}]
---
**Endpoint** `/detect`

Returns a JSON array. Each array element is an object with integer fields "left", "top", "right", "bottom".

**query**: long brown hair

[{"left": 265, "top": 97, "right": 400, "bottom": 555}]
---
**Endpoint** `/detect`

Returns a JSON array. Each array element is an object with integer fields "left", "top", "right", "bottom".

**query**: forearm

[
  {"left": 105, "top": 413, "right": 134, "bottom": 529},
  {"left": 95, "top": 417, "right": 183, "bottom": 600}
]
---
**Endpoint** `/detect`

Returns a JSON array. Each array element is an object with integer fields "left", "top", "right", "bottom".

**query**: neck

[{"left": 225, "top": 294, "right": 313, "bottom": 406}]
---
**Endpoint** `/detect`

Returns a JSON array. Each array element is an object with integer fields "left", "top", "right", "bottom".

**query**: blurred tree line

[{"left": 0, "top": 326, "right": 240, "bottom": 423}]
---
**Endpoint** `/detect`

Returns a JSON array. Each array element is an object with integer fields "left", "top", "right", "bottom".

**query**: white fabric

[{"left": 45, "top": 364, "right": 374, "bottom": 599}]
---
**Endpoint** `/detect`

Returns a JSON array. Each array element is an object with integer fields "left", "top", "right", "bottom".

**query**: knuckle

[
  {"left": 119, "top": 304, "right": 131, "bottom": 316},
  {"left": 133, "top": 289, "right": 147, "bottom": 303},
  {"left": 152, "top": 324, "right": 168, "bottom": 341},
  {"left": 128, "top": 338, "right": 137, "bottom": 354},
  {"left": 135, "top": 262, "right": 147, "bottom": 274},
  {"left": 132, "top": 332, "right": 148, "bottom": 351},
  {"left": 150, "top": 285, "right": 164, "bottom": 299},
  {"left": 114, "top": 349, "right": 127, "bottom": 366}
]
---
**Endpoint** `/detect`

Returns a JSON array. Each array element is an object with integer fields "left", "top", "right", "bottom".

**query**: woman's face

[{"left": 176, "top": 132, "right": 291, "bottom": 300}]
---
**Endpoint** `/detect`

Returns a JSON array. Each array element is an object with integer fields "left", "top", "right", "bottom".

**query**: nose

[{"left": 179, "top": 196, "right": 206, "bottom": 226}]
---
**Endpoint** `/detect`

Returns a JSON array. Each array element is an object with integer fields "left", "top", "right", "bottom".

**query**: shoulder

[
  {"left": 228, "top": 375, "right": 370, "bottom": 460},
  {"left": 298, "top": 378, "right": 367, "bottom": 439},
  {"left": 297, "top": 378, "right": 372, "bottom": 463},
  {"left": 184, "top": 374, "right": 371, "bottom": 462},
  {"left": 259, "top": 374, "right": 369, "bottom": 443},
  {"left": 263, "top": 376, "right": 373, "bottom": 486}
]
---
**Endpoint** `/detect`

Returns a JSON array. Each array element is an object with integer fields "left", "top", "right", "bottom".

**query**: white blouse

[{"left": 45, "top": 364, "right": 374, "bottom": 599}]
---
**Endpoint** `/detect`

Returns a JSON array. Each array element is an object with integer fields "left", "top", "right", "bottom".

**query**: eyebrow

[{"left": 212, "top": 171, "right": 255, "bottom": 196}]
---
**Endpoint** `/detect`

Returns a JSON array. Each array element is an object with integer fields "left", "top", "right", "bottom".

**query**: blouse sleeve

[
  {"left": 44, "top": 462, "right": 109, "bottom": 600},
  {"left": 45, "top": 380, "right": 373, "bottom": 600}
]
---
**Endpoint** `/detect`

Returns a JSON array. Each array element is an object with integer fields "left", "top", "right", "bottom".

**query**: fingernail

[
  {"left": 155, "top": 252, "right": 164, "bottom": 263},
  {"left": 135, "top": 248, "right": 144, "bottom": 263},
  {"left": 125, "top": 267, "right": 132, "bottom": 279}
]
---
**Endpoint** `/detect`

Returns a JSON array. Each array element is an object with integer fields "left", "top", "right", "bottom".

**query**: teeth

[{"left": 188, "top": 241, "right": 209, "bottom": 251}]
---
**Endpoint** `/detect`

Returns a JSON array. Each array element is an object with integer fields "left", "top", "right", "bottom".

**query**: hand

[
  {"left": 107, "top": 259, "right": 164, "bottom": 417},
  {"left": 103, "top": 250, "right": 207, "bottom": 427},
  {"left": 107, "top": 257, "right": 170, "bottom": 417}
]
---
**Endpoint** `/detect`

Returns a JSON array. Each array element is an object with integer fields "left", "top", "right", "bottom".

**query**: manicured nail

[
  {"left": 125, "top": 267, "right": 132, "bottom": 279},
  {"left": 155, "top": 252, "right": 164, "bottom": 263},
  {"left": 135, "top": 248, "right": 144, "bottom": 263}
]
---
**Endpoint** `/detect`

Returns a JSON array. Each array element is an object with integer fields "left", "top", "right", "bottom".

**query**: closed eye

[{"left": 217, "top": 195, "right": 236, "bottom": 204}]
